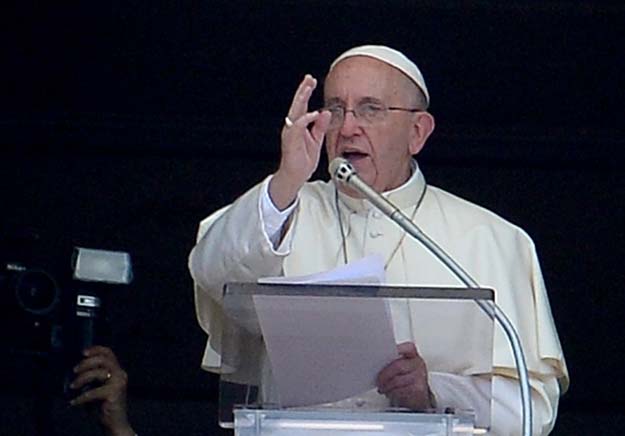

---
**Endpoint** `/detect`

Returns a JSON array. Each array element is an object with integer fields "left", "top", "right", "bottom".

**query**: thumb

[{"left": 397, "top": 341, "right": 418, "bottom": 358}]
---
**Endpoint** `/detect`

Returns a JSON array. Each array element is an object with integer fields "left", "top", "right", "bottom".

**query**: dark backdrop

[{"left": 2, "top": 1, "right": 624, "bottom": 434}]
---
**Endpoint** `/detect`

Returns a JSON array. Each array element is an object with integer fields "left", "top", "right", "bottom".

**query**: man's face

[{"left": 323, "top": 56, "right": 421, "bottom": 195}]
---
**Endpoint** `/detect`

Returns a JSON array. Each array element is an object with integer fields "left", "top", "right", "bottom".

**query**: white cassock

[{"left": 189, "top": 161, "right": 569, "bottom": 436}]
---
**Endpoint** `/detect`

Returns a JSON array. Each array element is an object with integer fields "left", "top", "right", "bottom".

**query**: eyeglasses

[{"left": 323, "top": 102, "right": 423, "bottom": 128}]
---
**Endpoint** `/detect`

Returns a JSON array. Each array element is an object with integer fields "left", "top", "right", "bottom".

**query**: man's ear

[{"left": 409, "top": 111, "right": 435, "bottom": 155}]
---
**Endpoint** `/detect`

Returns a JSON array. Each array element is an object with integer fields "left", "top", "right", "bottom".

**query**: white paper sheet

[
  {"left": 257, "top": 253, "right": 386, "bottom": 285},
  {"left": 254, "top": 255, "right": 398, "bottom": 407}
]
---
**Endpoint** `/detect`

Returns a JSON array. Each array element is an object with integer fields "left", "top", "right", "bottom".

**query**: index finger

[
  {"left": 74, "top": 350, "right": 121, "bottom": 374},
  {"left": 70, "top": 384, "right": 112, "bottom": 406},
  {"left": 83, "top": 345, "right": 115, "bottom": 358},
  {"left": 286, "top": 74, "right": 317, "bottom": 121}
]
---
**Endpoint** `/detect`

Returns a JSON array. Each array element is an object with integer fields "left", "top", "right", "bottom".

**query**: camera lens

[{"left": 14, "top": 270, "right": 60, "bottom": 315}]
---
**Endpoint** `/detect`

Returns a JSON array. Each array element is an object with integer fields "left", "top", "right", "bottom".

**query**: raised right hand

[{"left": 269, "top": 74, "right": 331, "bottom": 210}]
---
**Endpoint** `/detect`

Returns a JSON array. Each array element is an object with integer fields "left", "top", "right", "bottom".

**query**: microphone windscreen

[
  {"left": 328, "top": 157, "right": 357, "bottom": 184},
  {"left": 328, "top": 157, "right": 349, "bottom": 178}
]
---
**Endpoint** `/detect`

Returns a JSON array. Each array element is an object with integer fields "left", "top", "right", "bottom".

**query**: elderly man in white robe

[{"left": 189, "top": 45, "right": 569, "bottom": 435}]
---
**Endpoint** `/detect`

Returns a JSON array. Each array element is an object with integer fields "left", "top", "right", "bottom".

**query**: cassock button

[{"left": 369, "top": 230, "right": 383, "bottom": 238}]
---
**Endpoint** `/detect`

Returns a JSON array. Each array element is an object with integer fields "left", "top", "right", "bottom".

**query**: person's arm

[
  {"left": 188, "top": 181, "right": 293, "bottom": 302},
  {"left": 377, "top": 349, "right": 560, "bottom": 436},
  {"left": 492, "top": 374, "right": 560, "bottom": 436},
  {"left": 260, "top": 176, "right": 299, "bottom": 249},
  {"left": 70, "top": 346, "right": 135, "bottom": 436},
  {"left": 188, "top": 74, "right": 330, "bottom": 301},
  {"left": 376, "top": 340, "right": 560, "bottom": 435}
]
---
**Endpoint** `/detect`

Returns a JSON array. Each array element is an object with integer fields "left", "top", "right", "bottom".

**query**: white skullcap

[{"left": 329, "top": 45, "right": 430, "bottom": 107}]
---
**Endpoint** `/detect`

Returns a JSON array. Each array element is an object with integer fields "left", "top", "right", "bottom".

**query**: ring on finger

[{"left": 284, "top": 116, "right": 294, "bottom": 128}]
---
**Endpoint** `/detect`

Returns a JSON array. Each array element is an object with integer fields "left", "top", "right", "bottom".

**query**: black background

[{"left": 1, "top": 1, "right": 624, "bottom": 434}]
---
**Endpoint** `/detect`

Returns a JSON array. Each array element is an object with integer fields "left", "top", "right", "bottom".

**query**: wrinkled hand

[
  {"left": 376, "top": 342, "right": 435, "bottom": 410},
  {"left": 269, "top": 74, "right": 332, "bottom": 210},
  {"left": 70, "top": 346, "right": 135, "bottom": 436}
]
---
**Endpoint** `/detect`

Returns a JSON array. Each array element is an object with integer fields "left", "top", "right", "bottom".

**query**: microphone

[
  {"left": 328, "top": 156, "right": 534, "bottom": 436},
  {"left": 328, "top": 157, "right": 417, "bottom": 231}
]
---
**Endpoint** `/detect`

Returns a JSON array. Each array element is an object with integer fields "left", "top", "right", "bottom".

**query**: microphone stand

[{"left": 331, "top": 158, "right": 533, "bottom": 436}]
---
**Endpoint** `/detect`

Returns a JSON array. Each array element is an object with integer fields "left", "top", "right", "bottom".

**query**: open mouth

[{"left": 341, "top": 150, "right": 369, "bottom": 162}]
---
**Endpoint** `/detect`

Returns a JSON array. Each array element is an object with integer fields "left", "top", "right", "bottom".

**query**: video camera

[{"left": 1, "top": 232, "right": 132, "bottom": 396}]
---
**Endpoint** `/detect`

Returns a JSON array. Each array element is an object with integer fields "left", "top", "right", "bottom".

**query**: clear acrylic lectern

[{"left": 218, "top": 282, "right": 494, "bottom": 435}]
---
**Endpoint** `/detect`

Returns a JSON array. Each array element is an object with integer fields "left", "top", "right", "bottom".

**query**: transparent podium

[{"left": 218, "top": 282, "right": 494, "bottom": 435}]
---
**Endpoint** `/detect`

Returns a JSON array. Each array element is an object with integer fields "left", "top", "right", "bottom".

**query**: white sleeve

[
  {"left": 259, "top": 176, "right": 298, "bottom": 251},
  {"left": 429, "top": 373, "right": 560, "bottom": 436}
]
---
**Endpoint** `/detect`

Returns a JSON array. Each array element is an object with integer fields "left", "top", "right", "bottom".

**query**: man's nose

[{"left": 339, "top": 110, "right": 361, "bottom": 137}]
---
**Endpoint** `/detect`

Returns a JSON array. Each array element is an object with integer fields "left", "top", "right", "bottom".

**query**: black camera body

[
  {"left": 0, "top": 262, "right": 64, "bottom": 355},
  {"left": 0, "top": 260, "right": 112, "bottom": 353},
  {"left": 1, "top": 229, "right": 132, "bottom": 403},
  {"left": 1, "top": 243, "right": 131, "bottom": 399},
  {"left": 1, "top": 261, "right": 112, "bottom": 397}
]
